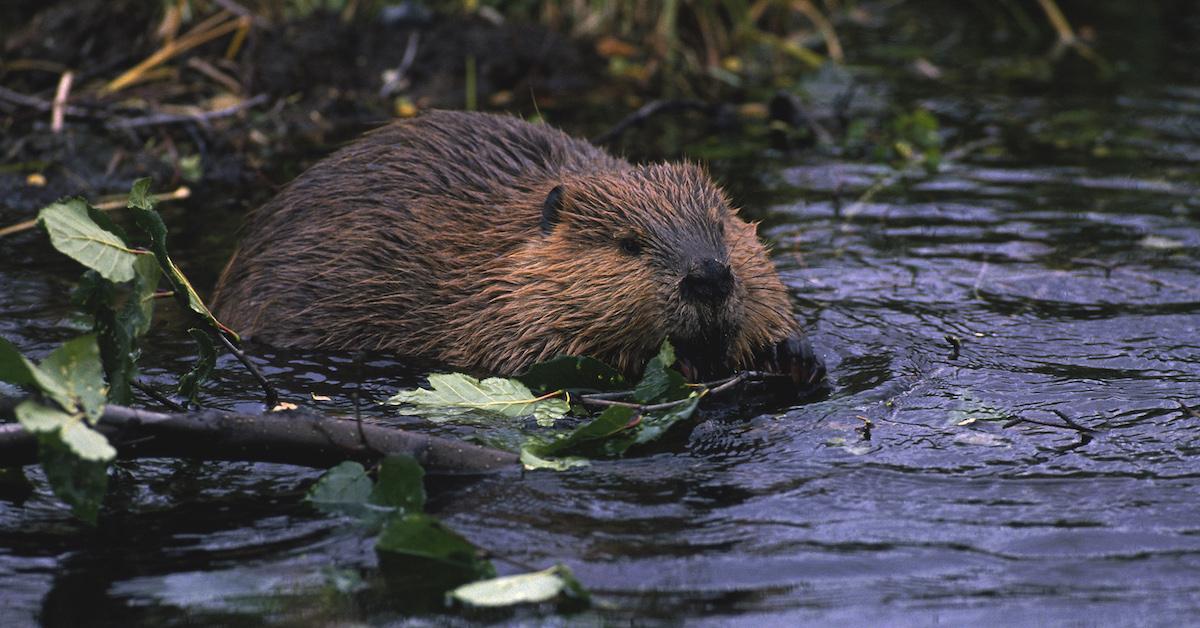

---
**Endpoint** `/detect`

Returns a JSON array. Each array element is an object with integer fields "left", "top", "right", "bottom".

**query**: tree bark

[{"left": 0, "top": 401, "right": 518, "bottom": 475}]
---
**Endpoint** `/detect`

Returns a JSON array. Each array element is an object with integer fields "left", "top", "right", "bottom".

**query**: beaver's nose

[{"left": 681, "top": 258, "right": 734, "bottom": 304}]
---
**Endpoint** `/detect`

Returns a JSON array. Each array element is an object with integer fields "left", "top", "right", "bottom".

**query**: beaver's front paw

[{"left": 751, "top": 333, "right": 828, "bottom": 400}]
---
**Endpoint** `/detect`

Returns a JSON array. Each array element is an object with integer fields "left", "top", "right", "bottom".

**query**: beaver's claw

[{"left": 751, "top": 333, "right": 828, "bottom": 400}]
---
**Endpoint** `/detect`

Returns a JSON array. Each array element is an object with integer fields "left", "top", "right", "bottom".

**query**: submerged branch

[
  {"left": 216, "top": 332, "right": 279, "bottom": 409},
  {"left": 592, "top": 99, "right": 724, "bottom": 145},
  {"left": 0, "top": 400, "right": 517, "bottom": 475}
]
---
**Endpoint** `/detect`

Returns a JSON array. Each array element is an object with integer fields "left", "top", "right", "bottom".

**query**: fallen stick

[
  {"left": 0, "top": 401, "right": 518, "bottom": 475},
  {"left": 107, "top": 93, "right": 269, "bottom": 130},
  {"left": 0, "top": 186, "right": 191, "bottom": 239}
]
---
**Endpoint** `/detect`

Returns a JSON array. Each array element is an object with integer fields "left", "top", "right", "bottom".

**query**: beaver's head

[{"left": 442, "top": 162, "right": 814, "bottom": 383}]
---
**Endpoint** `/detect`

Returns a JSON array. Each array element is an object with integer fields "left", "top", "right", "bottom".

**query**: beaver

[{"left": 211, "top": 110, "right": 822, "bottom": 387}]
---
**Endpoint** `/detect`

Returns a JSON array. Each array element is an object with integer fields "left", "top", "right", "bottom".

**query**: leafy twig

[{"left": 577, "top": 371, "right": 758, "bottom": 412}]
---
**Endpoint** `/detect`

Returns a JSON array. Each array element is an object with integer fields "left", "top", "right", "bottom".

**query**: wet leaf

[
  {"left": 526, "top": 406, "right": 636, "bottom": 458},
  {"left": 517, "top": 355, "right": 626, "bottom": 394},
  {"left": 73, "top": 255, "right": 160, "bottom": 405},
  {"left": 630, "top": 393, "right": 701, "bottom": 447},
  {"left": 126, "top": 178, "right": 240, "bottom": 344},
  {"left": 38, "top": 434, "right": 108, "bottom": 524},
  {"left": 59, "top": 421, "right": 117, "bottom": 461},
  {"left": 177, "top": 328, "right": 215, "bottom": 404},
  {"left": 40, "top": 335, "right": 107, "bottom": 422},
  {"left": 370, "top": 454, "right": 425, "bottom": 513},
  {"left": 519, "top": 447, "right": 590, "bottom": 471},
  {"left": 633, "top": 340, "right": 688, "bottom": 403},
  {"left": 376, "top": 513, "right": 495, "bottom": 582},
  {"left": 0, "top": 336, "right": 70, "bottom": 408},
  {"left": 38, "top": 198, "right": 142, "bottom": 283},
  {"left": 14, "top": 400, "right": 71, "bottom": 433},
  {"left": 308, "top": 461, "right": 373, "bottom": 509},
  {"left": 130, "top": 254, "right": 160, "bottom": 336},
  {"left": 387, "top": 373, "right": 568, "bottom": 425},
  {"left": 449, "top": 564, "right": 589, "bottom": 608}
]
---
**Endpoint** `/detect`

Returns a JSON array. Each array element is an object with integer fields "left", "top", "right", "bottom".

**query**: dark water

[{"left": 4, "top": 29, "right": 1200, "bottom": 628}]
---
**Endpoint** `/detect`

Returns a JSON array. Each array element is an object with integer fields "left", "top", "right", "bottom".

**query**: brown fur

[{"left": 211, "top": 110, "right": 799, "bottom": 376}]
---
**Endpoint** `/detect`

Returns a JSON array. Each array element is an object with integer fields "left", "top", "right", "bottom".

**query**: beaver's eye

[{"left": 619, "top": 236, "right": 642, "bottom": 255}]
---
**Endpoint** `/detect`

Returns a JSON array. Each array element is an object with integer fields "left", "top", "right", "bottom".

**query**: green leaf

[
  {"left": 40, "top": 335, "right": 107, "bottom": 422},
  {"left": 307, "top": 461, "right": 373, "bottom": 514},
  {"left": 86, "top": 204, "right": 130, "bottom": 244},
  {"left": 14, "top": 400, "right": 71, "bottom": 433},
  {"left": 387, "top": 373, "right": 568, "bottom": 426},
  {"left": 633, "top": 340, "right": 688, "bottom": 404},
  {"left": 73, "top": 255, "right": 159, "bottom": 405},
  {"left": 126, "top": 179, "right": 240, "bottom": 344},
  {"left": 656, "top": 340, "right": 676, "bottom": 367},
  {"left": 527, "top": 406, "right": 636, "bottom": 458},
  {"left": 60, "top": 421, "right": 117, "bottom": 461},
  {"left": 370, "top": 454, "right": 425, "bottom": 513},
  {"left": 38, "top": 434, "right": 108, "bottom": 524},
  {"left": 376, "top": 513, "right": 495, "bottom": 582},
  {"left": 38, "top": 197, "right": 141, "bottom": 283},
  {"left": 517, "top": 355, "right": 626, "bottom": 394},
  {"left": 177, "top": 328, "right": 215, "bottom": 404},
  {"left": 519, "top": 447, "right": 589, "bottom": 471},
  {"left": 130, "top": 253, "right": 160, "bottom": 337},
  {"left": 126, "top": 177, "right": 155, "bottom": 210},
  {"left": 631, "top": 394, "right": 701, "bottom": 447},
  {"left": 0, "top": 336, "right": 69, "bottom": 406},
  {"left": 449, "top": 564, "right": 590, "bottom": 608}
]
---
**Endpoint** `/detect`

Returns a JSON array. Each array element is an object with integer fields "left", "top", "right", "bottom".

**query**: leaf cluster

[
  {"left": 306, "top": 455, "right": 587, "bottom": 609},
  {"left": 1, "top": 179, "right": 241, "bottom": 521},
  {"left": 387, "top": 341, "right": 703, "bottom": 470}
]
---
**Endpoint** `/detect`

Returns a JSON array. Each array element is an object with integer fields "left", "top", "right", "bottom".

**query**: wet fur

[{"left": 211, "top": 110, "right": 797, "bottom": 375}]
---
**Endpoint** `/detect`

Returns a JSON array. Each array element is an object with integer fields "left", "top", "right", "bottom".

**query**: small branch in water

[
  {"left": 0, "top": 399, "right": 517, "bottom": 474},
  {"left": 132, "top": 379, "right": 186, "bottom": 412},
  {"left": 592, "top": 99, "right": 723, "bottom": 145},
  {"left": 215, "top": 331, "right": 279, "bottom": 409}
]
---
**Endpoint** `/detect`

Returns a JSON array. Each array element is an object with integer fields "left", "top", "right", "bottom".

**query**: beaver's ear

[{"left": 541, "top": 185, "right": 565, "bottom": 235}]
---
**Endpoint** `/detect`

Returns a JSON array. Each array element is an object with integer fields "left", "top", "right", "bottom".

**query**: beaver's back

[{"left": 211, "top": 110, "right": 629, "bottom": 350}]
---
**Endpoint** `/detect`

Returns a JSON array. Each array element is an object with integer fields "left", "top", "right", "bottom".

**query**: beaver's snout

[{"left": 681, "top": 258, "right": 734, "bottom": 304}]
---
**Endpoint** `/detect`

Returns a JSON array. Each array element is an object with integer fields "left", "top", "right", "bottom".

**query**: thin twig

[
  {"left": 379, "top": 31, "right": 421, "bottom": 97},
  {"left": 592, "top": 99, "right": 717, "bottom": 145},
  {"left": 50, "top": 71, "right": 73, "bottom": 134},
  {"left": 215, "top": 331, "right": 279, "bottom": 408},
  {"left": 0, "top": 186, "right": 191, "bottom": 238},
  {"left": 107, "top": 94, "right": 268, "bottom": 130},
  {"left": 577, "top": 371, "right": 755, "bottom": 412},
  {"left": 0, "top": 85, "right": 89, "bottom": 116},
  {"left": 132, "top": 379, "right": 186, "bottom": 412}
]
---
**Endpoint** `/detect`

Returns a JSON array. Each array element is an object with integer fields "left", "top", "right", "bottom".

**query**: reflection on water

[{"left": 3, "top": 38, "right": 1200, "bottom": 628}]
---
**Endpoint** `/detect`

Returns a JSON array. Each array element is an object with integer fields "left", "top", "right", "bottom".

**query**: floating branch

[{"left": 0, "top": 400, "right": 518, "bottom": 475}]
